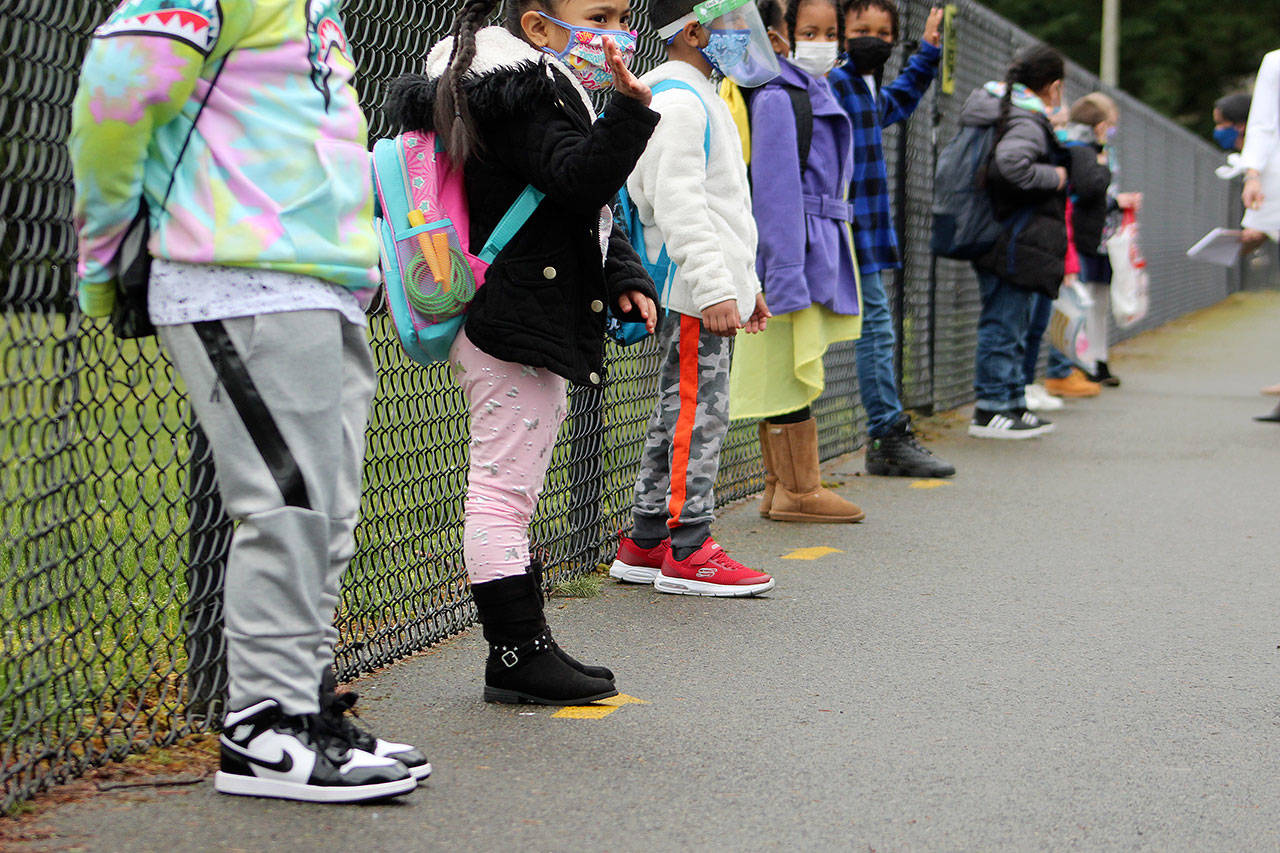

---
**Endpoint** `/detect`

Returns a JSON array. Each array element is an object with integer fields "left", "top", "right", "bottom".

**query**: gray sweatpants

[
  {"left": 631, "top": 311, "right": 733, "bottom": 551},
  {"left": 158, "top": 310, "right": 375, "bottom": 716}
]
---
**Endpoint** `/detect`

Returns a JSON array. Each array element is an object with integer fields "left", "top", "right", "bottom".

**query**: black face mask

[{"left": 846, "top": 36, "right": 893, "bottom": 74}]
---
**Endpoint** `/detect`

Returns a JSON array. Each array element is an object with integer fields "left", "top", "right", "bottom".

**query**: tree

[{"left": 981, "top": 0, "right": 1280, "bottom": 137}]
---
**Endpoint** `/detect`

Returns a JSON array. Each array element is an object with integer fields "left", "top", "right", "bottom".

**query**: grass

[{"left": 551, "top": 572, "right": 602, "bottom": 599}]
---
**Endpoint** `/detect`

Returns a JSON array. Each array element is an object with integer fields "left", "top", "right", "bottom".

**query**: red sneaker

[
  {"left": 654, "top": 538, "right": 775, "bottom": 597},
  {"left": 609, "top": 535, "right": 671, "bottom": 584}
]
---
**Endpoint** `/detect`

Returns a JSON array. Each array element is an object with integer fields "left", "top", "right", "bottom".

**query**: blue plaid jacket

[{"left": 829, "top": 42, "right": 941, "bottom": 274}]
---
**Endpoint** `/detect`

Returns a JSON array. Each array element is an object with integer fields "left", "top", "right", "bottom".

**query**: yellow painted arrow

[{"left": 552, "top": 693, "right": 648, "bottom": 720}]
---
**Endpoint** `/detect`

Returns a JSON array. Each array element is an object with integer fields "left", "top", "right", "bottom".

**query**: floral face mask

[{"left": 538, "top": 12, "right": 638, "bottom": 91}]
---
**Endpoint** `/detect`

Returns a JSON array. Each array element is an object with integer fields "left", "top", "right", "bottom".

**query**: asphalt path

[{"left": 21, "top": 291, "right": 1280, "bottom": 851}]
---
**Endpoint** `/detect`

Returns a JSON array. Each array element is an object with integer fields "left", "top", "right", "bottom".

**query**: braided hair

[
  {"left": 997, "top": 44, "right": 1064, "bottom": 136},
  {"left": 432, "top": 0, "right": 567, "bottom": 164},
  {"left": 782, "top": 0, "right": 845, "bottom": 55},
  {"left": 432, "top": 0, "right": 499, "bottom": 164}
]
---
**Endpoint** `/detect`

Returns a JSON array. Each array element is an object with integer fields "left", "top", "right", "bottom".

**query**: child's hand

[
  {"left": 1116, "top": 192, "right": 1142, "bottom": 212},
  {"left": 744, "top": 293, "right": 771, "bottom": 333},
  {"left": 1054, "top": 166, "right": 1068, "bottom": 190},
  {"left": 617, "top": 290, "right": 658, "bottom": 333},
  {"left": 701, "top": 299, "right": 742, "bottom": 337},
  {"left": 604, "top": 36, "right": 651, "bottom": 106},
  {"left": 923, "top": 7, "right": 944, "bottom": 47}
]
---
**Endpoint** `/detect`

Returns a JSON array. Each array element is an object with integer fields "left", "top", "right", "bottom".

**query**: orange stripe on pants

[{"left": 667, "top": 314, "right": 702, "bottom": 529}]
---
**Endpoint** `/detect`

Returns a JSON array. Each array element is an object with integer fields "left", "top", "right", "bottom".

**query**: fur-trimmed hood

[{"left": 387, "top": 26, "right": 595, "bottom": 133}]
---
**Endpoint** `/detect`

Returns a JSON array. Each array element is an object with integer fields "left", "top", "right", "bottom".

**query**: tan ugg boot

[
  {"left": 764, "top": 418, "right": 866, "bottom": 523},
  {"left": 757, "top": 421, "right": 776, "bottom": 517}
]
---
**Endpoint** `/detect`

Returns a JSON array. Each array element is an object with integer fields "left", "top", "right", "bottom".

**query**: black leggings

[{"left": 766, "top": 406, "right": 810, "bottom": 425}]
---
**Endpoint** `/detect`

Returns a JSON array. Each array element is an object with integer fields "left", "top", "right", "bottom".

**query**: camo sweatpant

[{"left": 631, "top": 312, "right": 733, "bottom": 551}]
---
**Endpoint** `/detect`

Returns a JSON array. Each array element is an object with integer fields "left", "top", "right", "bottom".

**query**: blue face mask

[
  {"left": 702, "top": 28, "right": 751, "bottom": 74},
  {"left": 1213, "top": 126, "right": 1240, "bottom": 151}
]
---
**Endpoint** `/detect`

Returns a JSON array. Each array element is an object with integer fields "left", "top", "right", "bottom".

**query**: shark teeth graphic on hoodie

[{"left": 96, "top": 0, "right": 221, "bottom": 55}]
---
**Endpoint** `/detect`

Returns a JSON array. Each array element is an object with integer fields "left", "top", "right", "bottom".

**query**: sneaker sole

[
  {"left": 608, "top": 560, "right": 661, "bottom": 584},
  {"left": 214, "top": 770, "right": 417, "bottom": 803},
  {"left": 408, "top": 762, "right": 432, "bottom": 782},
  {"left": 865, "top": 461, "right": 955, "bottom": 478},
  {"left": 967, "top": 423, "right": 1054, "bottom": 440},
  {"left": 483, "top": 686, "right": 619, "bottom": 705},
  {"left": 653, "top": 576, "right": 776, "bottom": 597}
]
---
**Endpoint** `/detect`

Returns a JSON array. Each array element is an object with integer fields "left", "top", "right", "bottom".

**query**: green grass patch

[{"left": 551, "top": 572, "right": 602, "bottom": 599}]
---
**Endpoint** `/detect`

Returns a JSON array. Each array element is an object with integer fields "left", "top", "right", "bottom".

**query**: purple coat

[{"left": 750, "top": 57, "right": 859, "bottom": 317}]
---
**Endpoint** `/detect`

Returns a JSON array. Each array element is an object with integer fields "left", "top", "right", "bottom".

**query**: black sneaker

[
  {"left": 865, "top": 415, "right": 957, "bottom": 478},
  {"left": 214, "top": 700, "right": 417, "bottom": 803},
  {"left": 319, "top": 690, "right": 432, "bottom": 782},
  {"left": 968, "top": 407, "right": 1054, "bottom": 439}
]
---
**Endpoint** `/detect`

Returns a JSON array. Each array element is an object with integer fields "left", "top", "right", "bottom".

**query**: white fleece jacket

[{"left": 626, "top": 60, "right": 760, "bottom": 321}]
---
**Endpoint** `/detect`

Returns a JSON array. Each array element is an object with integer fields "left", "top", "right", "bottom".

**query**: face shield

[
  {"left": 697, "top": 0, "right": 780, "bottom": 86},
  {"left": 660, "top": 0, "right": 780, "bottom": 87}
]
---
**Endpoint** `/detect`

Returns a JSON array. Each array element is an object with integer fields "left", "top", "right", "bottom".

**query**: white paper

[{"left": 1186, "top": 228, "right": 1244, "bottom": 267}]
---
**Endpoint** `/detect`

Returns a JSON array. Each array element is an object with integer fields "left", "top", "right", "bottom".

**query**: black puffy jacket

[
  {"left": 388, "top": 29, "right": 660, "bottom": 387},
  {"left": 1060, "top": 132, "right": 1115, "bottom": 260}
]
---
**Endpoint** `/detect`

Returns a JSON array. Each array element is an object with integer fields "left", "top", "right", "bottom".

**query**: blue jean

[
  {"left": 853, "top": 270, "right": 904, "bottom": 438},
  {"left": 1024, "top": 293, "right": 1074, "bottom": 384},
  {"left": 974, "top": 269, "right": 1034, "bottom": 411}
]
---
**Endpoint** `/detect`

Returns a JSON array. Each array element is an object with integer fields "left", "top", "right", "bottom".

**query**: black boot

[
  {"left": 1090, "top": 361, "right": 1121, "bottom": 387},
  {"left": 865, "top": 414, "right": 956, "bottom": 478},
  {"left": 472, "top": 573, "right": 618, "bottom": 706},
  {"left": 527, "top": 561, "right": 615, "bottom": 681}
]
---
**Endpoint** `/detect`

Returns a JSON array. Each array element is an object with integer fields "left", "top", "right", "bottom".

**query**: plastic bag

[
  {"left": 1106, "top": 209, "right": 1150, "bottom": 328},
  {"left": 1047, "top": 276, "right": 1094, "bottom": 368}
]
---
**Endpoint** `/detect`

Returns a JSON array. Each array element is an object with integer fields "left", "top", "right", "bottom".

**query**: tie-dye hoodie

[{"left": 69, "top": 0, "right": 379, "bottom": 317}]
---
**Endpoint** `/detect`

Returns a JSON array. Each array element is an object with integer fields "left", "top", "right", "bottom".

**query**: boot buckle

[{"left": 501, "top": 649, "right": 520, "bottom": 668}]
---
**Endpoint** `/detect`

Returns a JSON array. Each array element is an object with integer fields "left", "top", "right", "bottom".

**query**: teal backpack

[{"left": 372, "top": 130, "right": 543, "bottom": 365}]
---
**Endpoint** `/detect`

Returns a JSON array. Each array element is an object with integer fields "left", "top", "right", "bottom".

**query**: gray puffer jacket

[{"left": 960, "top": 86, "right": 1067, "bottom": 297}]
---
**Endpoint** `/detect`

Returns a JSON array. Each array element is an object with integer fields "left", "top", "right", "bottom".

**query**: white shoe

[{"left": 1024, "top": 384, "right": 1064, "bottom": 412}]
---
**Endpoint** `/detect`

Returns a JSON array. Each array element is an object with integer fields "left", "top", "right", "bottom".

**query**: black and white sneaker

[
  {"left": 319, "top": 690, "right": 432, "bottom": 782},
  {"left": 214, "top": 700, "right": 417, "bottom": 803},
  {"left": 968, "top": 407, "right": 1055, "bottom": 439}
]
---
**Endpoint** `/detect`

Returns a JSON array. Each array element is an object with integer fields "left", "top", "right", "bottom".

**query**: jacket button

[
  {"left": 542, "top": 266, "right": 557, "bottom": 280},
  {"left": 590, "top": 299, "right": 604, "bottom": 313},
  {"left": 588, "top": 372, "right": 601, "bottom": 385}
]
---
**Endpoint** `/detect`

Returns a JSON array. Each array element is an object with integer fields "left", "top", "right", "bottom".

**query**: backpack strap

[
  {"left": 478, "top": 185, "right": 546, "bottom": 264},
  {"left": 784, "top": 85, "right": 813, "bottom": 174},
  {"left": 650, "top": 79, "right": 712, "bottom": 162}
]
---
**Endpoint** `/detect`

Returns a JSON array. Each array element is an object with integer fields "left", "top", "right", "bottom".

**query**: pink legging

[{"left": 450, "top": 329, "right": 567, "bottom": 584}]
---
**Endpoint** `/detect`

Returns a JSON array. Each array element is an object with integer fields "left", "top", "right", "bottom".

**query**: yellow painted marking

[
  {"left": 553, "top": 705, "right": 617, "bottom": 720},
  {"left": 909, "top": 479, "right": 952, "bottom": 489},
  {"left": 782, "top": 546, "right": 844, "bottom": 560},
  {"left": 552, "top": 693, "right": 648, "bottom": 720}
]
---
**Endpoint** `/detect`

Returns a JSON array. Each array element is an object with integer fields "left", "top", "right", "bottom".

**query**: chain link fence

[{"left": 0, "top": 0, "right": 1242, "bottom": 810}]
